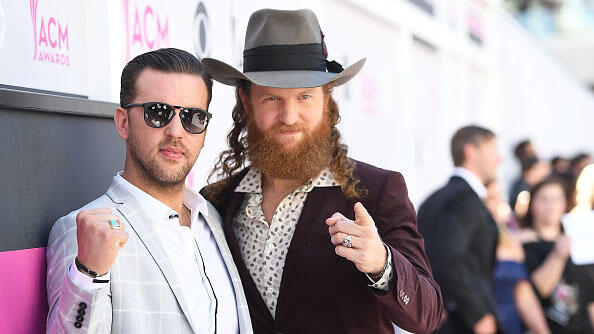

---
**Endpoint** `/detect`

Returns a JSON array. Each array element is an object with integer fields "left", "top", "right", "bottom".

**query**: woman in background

[
  {"left": 485, "top": 181, "right": 550, "bottom": 334},
  {"left": 522, "top": 177, "right": 594, "bottom": 333}
]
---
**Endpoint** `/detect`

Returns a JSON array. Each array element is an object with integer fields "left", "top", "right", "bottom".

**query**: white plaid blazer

[{"left": 46, "top": 178, "right": 253, "bottom": 333}]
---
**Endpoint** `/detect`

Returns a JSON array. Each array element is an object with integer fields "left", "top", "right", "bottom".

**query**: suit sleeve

[
  {"left": 372, "top": 172, "right": 446, "bottom": 333},
  {"left": 423, "top": 198, "right": 494, "bottom": 328},
  {"left": 46, "top": 215, "right": 113, "bottom": 334}
]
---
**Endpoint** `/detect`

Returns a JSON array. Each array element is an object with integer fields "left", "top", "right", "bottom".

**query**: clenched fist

[{"left": 76, "top": 208, "right": 129, "bottom": 277}]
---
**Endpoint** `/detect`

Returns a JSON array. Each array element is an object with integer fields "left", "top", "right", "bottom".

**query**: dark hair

[
  {"left": 120, "top": 48, "right": 213, "bottom": 108},
  {"left": 521, "top": 177, "right": 569, "bottom": 229},
  {"left": 571, "top": 153, "right": 591, "bottom": 170},
  {"left": 205, "top": 81, "right": 366, "bottom": 202},
  {"left": 450, "top": 125, "right": 495, "bottom": 166},
  {"left": 514, "top": 140, "right": 532, "bottom": 160},
  {"left": 520, "top": 156, "right": 539, "bottom": 172}
]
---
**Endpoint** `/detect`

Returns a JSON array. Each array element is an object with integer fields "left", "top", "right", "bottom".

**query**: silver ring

[{"left": 342, "top": 235, "right": 353, "bottom": 248}]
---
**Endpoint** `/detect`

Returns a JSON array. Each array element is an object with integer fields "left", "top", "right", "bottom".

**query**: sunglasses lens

[
  {"left": 180, "top": 109, "right": 209, "bottom": 134},
  {"left": 144, "top": 103, "right": 174, "bottom": 128}
]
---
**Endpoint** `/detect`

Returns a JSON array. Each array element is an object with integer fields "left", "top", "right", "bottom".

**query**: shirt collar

[
  {"left": 234, "top": 167, "right": 339, "bottom": 194},
  {"left": 114, "top": 172, "right": 209, "bottom": 222},
  {"left": 183, "top": 186, "right": 209, "bottom": 217},
  {"left": 453, "top": 167, "right": 488, "bottom": 199}
]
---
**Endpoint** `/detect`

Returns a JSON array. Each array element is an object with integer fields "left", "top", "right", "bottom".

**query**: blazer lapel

[
  {"left": 275, "top": 186, "right": 345, "bottom": 314},
  {"left": 106, "top": 180, "right": 198, "bottom": 333}
]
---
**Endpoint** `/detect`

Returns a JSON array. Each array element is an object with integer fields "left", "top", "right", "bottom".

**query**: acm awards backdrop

[
  {"left": 0, "top": 0, "right": 395, "bottom": 187},
  {"left": 0, "top": 1, "right": 392, "bottom": 332}
]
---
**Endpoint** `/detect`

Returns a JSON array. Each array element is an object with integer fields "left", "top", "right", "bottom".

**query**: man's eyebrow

[
  {"left": 254, "top": 90, "right": 278, "bottom": 98},
  {"left": 254, "top": 88, "right": 319, "bottom": 98}
]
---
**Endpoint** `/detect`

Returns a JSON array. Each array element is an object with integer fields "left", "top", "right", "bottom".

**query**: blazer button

[
  {"left": 77, "top": 309, "right": 86, "bottom": 316},
  {"left": 79, "top": 302, "right": 87, "bottom": 309},
  {"left": 74, "top": 322, "right": 82, "bottom": 328},
  {"left": 76, "top": 315, "right": 84, "bottom": 322}
]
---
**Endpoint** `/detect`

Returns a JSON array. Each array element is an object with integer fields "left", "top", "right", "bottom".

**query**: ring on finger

[
  {"left": 342, "top": 235, "right": 353, "bottom": 248},
  {"left": 108, "top": 219, "right": 121, "bottom": 230}
]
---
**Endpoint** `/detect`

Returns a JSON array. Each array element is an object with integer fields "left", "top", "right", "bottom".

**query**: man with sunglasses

[
  {"left": 200, "top": 9, "right": 445, "bottom": 333},
  {"left": 46, "top": 48, "right": 252, "bottom": 333}
]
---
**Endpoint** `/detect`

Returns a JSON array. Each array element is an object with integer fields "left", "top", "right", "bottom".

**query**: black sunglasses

[{"left": 124, "top": 102, "right": 212, "bottom": 134}]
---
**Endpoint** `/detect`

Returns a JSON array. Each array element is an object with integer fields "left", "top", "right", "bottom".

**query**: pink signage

[
  {"left": 123, "top": 0, "right": 170, "bottom": 61},
  {"left": 30, "top": 0, "right": 71, "bottom": 66},
  {"left": 0, "top": 247, "right": 48, "bottom": 333}
]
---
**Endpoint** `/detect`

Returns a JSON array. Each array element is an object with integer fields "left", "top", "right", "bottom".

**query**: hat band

[{"left": 243, "top": 43, "right": 326, "bottom": 72}]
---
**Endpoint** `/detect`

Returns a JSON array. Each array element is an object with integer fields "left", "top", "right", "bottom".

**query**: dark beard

[
  {"left": 128, "top": 136, "right": 194, "bottom": 187},
  {"left": 246, "top": 115, "right": 332, "bottom": 181}
]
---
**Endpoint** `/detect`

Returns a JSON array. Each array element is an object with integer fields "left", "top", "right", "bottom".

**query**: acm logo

[{"left": 192, "top": 1, "right": 210, "bottom": 60}]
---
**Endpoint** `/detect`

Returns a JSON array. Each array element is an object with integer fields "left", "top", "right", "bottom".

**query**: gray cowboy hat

[{"left": 202, "top": 8, "right": 365, "bottom": 89}]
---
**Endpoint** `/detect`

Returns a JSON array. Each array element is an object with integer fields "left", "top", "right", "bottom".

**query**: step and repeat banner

[
  {"left": 0, "top": 1, "right": 399, "bottom": 332},
  {"left": 0, "top": 0, "right": 396, "bottom": 188},
  {"left": 0, "top": 0, "right": 88, "bottom": 97}
]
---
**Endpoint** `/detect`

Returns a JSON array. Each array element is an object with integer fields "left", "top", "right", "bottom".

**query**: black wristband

[{"left": 75, "top": 257, "right": 102, "bottom": 278}]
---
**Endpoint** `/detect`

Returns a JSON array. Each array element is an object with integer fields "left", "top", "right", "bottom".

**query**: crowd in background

[
  {"left": 417, "top": 126, "right": 594, "bottom": 334},
  {"left": 492, "top": 142, "right": 593, "bottom": 334}
]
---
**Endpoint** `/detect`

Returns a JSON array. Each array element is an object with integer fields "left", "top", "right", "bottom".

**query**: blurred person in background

[
  {"left": 570, "top": 154, "right": 592, "bottom": 183},
  {"left": 419, "top": 125, "right": 502, "bottom": 334},
  {"left": 568, "top": 154, "right": 593, "bottom": 209},
  {"left": 509, "top": 140, "right": 535, "bottom": 210},
  {"left": 566, "top": 163, "right": 594, "bottom": 288},
  {"left": 572, "top": 163, "right": 594, "bottom": 213},
  {"left": 522, "top": 177, "right": 594, "bottom": 333},
  {"left": 485, "top": 181, "right": 551, "bottom": 334},
  {"left": 551, "top": 156, "right": 572, "bottom": 184},
  {"left": 509, "top": 140, "right": 551, "bottom": 214}
]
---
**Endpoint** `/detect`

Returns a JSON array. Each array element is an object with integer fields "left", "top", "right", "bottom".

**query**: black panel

[{"left": 0, "top": 90, "right": 124, "bottom": 252}]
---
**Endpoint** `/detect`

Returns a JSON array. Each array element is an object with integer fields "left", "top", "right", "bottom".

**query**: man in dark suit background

[
  {"left": 199, "top": 8, "right": 445, "bottom": 334},
  {"left": 418, "top": 125, "right": 503, "bottom": 334}
]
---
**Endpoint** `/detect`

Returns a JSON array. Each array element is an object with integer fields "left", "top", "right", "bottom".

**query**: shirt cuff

[
  {"left": 365, "top": 244, "right": 394, "bottom": 292},
  {"left": 68, "top": 258, "right": 110, "bottom": 291}
]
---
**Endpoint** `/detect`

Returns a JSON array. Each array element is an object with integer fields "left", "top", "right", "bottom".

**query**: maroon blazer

[{"left": 202, "top": 160, "right": 446, "bottom": 333}]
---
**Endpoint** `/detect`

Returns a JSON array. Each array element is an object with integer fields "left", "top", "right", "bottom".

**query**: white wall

[{"left": 1, "top": 0, "right": 593, "bottom": 206}]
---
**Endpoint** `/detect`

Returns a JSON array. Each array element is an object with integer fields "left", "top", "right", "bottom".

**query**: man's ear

[
  {"left": 114, "top": 107, "right": 130, "bottom": 140},
  {"left": 238, "top": 87, "right": 250, "bottom": 113},
  {"left": 463, "top": 142, "right": 477, "bottom": 164}
]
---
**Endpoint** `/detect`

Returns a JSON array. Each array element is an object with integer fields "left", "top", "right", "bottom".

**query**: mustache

[
  {"left": 267, "top": 123, "right": 306, "bottom": 134},
  {"left": 158, "top": 139, "right": 188, "bottom": 153}
]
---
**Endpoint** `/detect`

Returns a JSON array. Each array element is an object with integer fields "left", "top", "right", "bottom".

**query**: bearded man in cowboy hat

[{"left": 201, "top": 8, "right": 445, "bottom": 334}]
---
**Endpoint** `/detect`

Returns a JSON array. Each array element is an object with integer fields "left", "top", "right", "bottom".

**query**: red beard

[{"left": 246, "top": 114, "right": 332, "bottom": 180}]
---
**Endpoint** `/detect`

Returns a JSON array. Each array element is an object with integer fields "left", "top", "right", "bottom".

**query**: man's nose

[
  {"left": 164, "top": 110, "right": 185, "bottom": 138},
  {"left": 278, "top": 101, "right": 299, "bottom": 125}
]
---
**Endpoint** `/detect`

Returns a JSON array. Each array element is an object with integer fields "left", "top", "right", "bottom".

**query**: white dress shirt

[
  {"left": 453, "top": 167, "right": 488, "bottom": 199},
  {"left": 69, "top": 173, "right": 239, "bottom": 333}
]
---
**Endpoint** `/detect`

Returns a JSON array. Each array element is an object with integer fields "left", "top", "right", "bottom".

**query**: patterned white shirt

[{"left": 233, "top": 167, "right": 393, "bottom": 318}]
